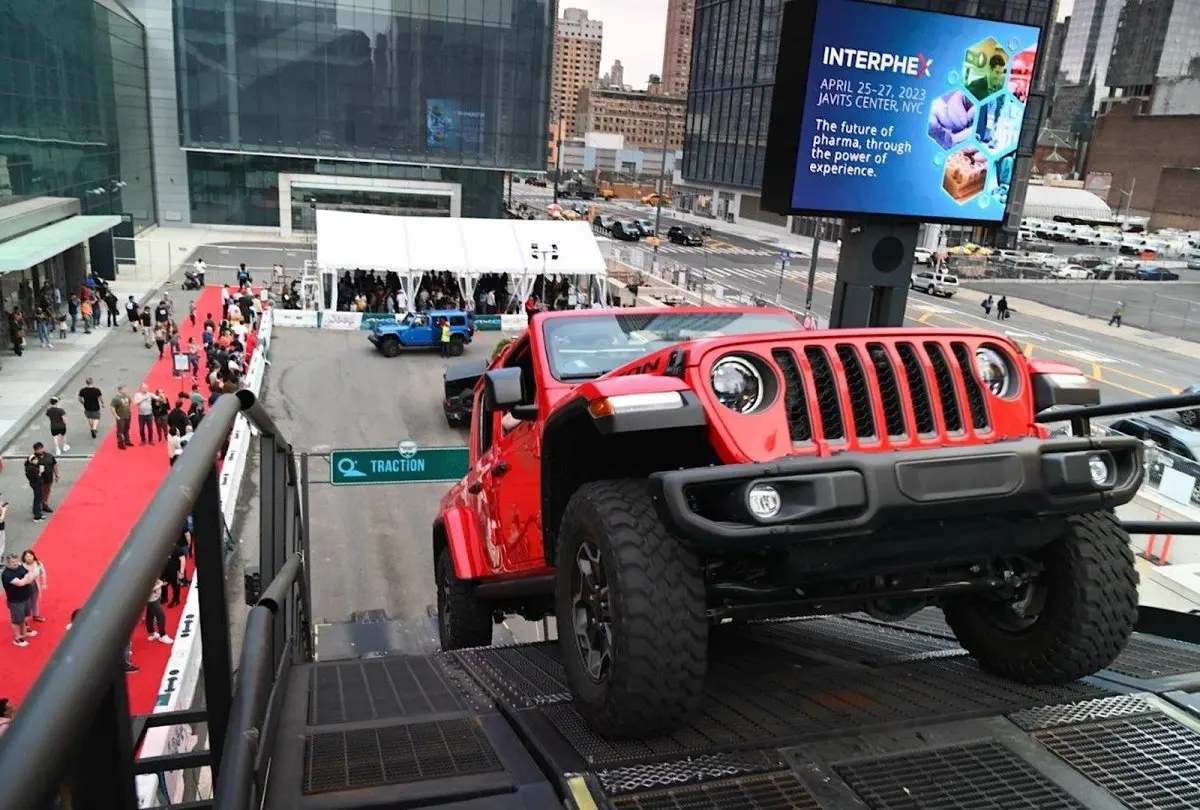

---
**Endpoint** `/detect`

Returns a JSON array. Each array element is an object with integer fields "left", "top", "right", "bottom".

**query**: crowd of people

[
  {"left": 330, "top": 268, "right": 592, "bottom": 316},
  {"left": 0, "top": 271, "right": 264, "bottom": 735},
  {"left": 5, "top": 274, "right": 121, "bottom": 355}
]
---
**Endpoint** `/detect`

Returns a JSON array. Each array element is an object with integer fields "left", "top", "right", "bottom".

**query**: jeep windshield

[{"left": 542, "top": 311, "right": 801, "bottom": 381}]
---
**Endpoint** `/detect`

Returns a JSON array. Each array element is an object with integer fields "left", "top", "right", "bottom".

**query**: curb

[{"left": 0, "top": 279, "right": 169, "bottom": 455}]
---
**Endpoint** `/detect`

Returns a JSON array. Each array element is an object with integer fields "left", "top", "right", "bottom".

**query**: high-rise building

[
  {"left": 611, "top": 60, "right": 625, "bottom": 88},
  {"left": 551, "top": 8, "right": 604, "bottom": 139},
  {"left": 661, "top": 0, "right": 696, "bottom": 97},
  {"left": 165, "top": 0, "right": 554, "bottom": 229},
  {"left": 680, "top": 0, "right": 1055, "bottom": 238},
  {"left": 0, "top": 0, "right": 156, "bottom": 352},
  {"left": 1105, "top": 0, "right": 1200, "bottom": 100},
  {"left": 1052, "top": 0, "right": 1122, "bottom": 130}
]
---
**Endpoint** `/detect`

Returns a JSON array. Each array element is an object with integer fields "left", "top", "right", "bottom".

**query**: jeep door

[
  {"left": 490, "top": 337, "right": 544, "bottom": 567},
  {"left": 464, "top": 387, "right": 507, "bottom": 573},
  {"left": 402, "top": 315, "right": 433, "bottom": 346}
]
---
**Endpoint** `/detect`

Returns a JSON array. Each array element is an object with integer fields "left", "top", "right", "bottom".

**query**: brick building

[
  {"left": 551, "top": 8, "right": 603, "bottom": 137},
  {"left": 575, "top": 87, "right": 686, "bottom": 149},
  {"left": 1086, "top": 101, "right": 1200, "bottom": 216},
  {"left": 1149, "top": 166, "right": 1200, "bottom": 230},
  {"left": 661, "top": 0, "right": 695, "bottom": 97}
]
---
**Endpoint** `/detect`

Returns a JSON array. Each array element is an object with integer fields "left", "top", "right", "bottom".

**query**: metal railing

[{"left": 0, "top": 389, "right": 312, "bottom": 810}]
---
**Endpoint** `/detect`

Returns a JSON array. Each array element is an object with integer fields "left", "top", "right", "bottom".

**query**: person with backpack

[{"left": 981, "top": 295, "right": 993, "bottom": 317}]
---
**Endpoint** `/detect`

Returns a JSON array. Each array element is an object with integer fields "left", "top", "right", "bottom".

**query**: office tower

[
  {"left": 611, "top": 59, "right": 625, "bottom": 88},
  {"left": 661, "top": 0, "right": 696, "bottom": 97},
  {"left": 551, "top": 8, "right": 604, "bottom": 137}
]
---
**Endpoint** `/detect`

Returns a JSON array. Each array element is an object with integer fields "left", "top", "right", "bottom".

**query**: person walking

[
  {"left": 68, "top": 294, "right": 79, "bottom": 333},
  {"left": 134, "top": 384, "right": 155, "bottom": 445},
  {"left": 7, "top": 309, "right": 25, "bottom": 356},
  {"left": 78, "top": 378, "right": 104, "bottom": 438},
  {"left": 2, "top": 554, "right": 39, "bottom": 646},
  {"left": 79, "top": 297, "right": 93, "bottom": 334},
  {"left": 162, "top": 543, "right": 183, "bottom": 607},
  {"left": 44, "top": 397, "right": 69, "bottom": 455},
  {"left": 111, "top": 385, "right": 133, "bottom": 450},
  {"left": 997, "top": 295, "right": 1010, "bottom": 320},
  {"left": 145, "top": 578, "right": 173, "bottom": 644},
  {"left": 981, "top": 295, "right": 993, "bottom": 317},
  {"left": 152, "top": 389, "right": 170, "bottom": 442},
  {"left": 19, "top": 550, "right": 46, "bottom": 623},
  {"left": 104, "top": 289, "right": 119, "bottom": 328},
  {"left": 125, "top": 296, "right": 141, "bottom": 332},
  {"left": 167, "top": 427, "right": 184, "bottom": 467},
  {"left": 1108, "top": 301, "right": 1124, "bottom": 327},
  {"left": 33, "top": 306, "right": 53, "bottom": 349}
]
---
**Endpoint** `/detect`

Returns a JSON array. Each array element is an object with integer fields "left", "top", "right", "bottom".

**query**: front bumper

[
  {"left": 367, "top": 333, "right": 379, "bottom": 345},
  {"left": 647, "top": 437, "right": 1144, "bottom": 552}
]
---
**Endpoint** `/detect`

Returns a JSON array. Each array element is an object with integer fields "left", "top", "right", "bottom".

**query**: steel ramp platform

[{"left": 266, "top": 609, "right": 1200, "bottom": 809}]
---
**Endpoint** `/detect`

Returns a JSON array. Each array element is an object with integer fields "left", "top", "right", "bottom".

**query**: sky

[
  {"left": 561, "top": 0, "right": 669, "bottom": 89},
  {"left": 559, "top": 0, "right": 1073, "bottom": 89}
]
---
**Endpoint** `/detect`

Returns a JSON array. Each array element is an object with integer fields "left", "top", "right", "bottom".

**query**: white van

[{"left": 911, "top": 270, "right": 959, "bottom": 298}]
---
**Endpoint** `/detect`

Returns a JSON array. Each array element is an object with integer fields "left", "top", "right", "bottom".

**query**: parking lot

[{"left": 961, "top": 278, "right": 1200, "bottom": 340}]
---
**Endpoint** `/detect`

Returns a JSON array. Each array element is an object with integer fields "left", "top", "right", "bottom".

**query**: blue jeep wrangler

[{"left": 368, "top": 310, "right": 474, "bottom": 358}]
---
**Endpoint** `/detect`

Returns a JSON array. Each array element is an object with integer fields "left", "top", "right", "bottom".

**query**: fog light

[
  {"left": 1088, "top": 455, "right": 1110, "bottom": 486},
  {"left": 747, "top": 484, "right": 782, "bottom": 520}
]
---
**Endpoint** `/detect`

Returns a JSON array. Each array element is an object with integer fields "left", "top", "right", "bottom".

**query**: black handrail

[
  {"left": 1037, "top": 392, "right": 1200, "bottom": 423},
  {"left": 0, "top": 392, "right": 246, "bottom": 808},
  {"left": 1124, "top": 521, "right": 1200, "bottom": 536}
]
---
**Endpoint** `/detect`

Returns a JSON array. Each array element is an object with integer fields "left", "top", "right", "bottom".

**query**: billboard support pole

[
  {"left": 805, "top": 220, "right": 821, "bottom": 311},
  {"left": 828, "top": 219, "right": 919, "bottom": 329}
]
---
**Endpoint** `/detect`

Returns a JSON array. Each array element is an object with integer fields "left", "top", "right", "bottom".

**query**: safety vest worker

[{"left": 440, "top": 321, "right": 452, "bottom": 357}]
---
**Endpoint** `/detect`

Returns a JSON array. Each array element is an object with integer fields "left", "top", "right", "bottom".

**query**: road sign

[
  {"left": 780, "top": 249, "right": 791, "bottom": 263},
  {"left": 330, "top": 445, "right": 469, "bottom": 486}
]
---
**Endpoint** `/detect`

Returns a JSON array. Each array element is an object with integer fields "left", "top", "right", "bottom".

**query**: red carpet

[{"left": 0, "top": 285, "right": 244, "bottom": 714}]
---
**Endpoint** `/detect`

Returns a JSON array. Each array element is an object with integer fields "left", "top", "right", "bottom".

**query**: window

[
  {"left": 502, "top": 336, "right": 538, "bottom": 406},
  {"left": 476, "top": 389, "right": 495, "bottom": 454}
]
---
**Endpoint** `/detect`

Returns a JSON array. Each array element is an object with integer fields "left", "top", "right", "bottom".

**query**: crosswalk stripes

[
  {"left": 699, "top": 266, "right": 837, "bottom": 283},
  {"left": 653, "top": 244, "right": 776, "bottom": 257}
]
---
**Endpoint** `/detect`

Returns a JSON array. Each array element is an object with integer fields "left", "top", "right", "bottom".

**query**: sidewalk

[{"left": 0, "top": 278, "right": 162, "bottom": 452}]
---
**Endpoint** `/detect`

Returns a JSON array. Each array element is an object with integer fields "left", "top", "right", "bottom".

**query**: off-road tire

[
  {"left": 380, "top": 337, "right": 401, "bottom": 358},
  {"left": 436, "top": 547, "right": 493, "bottom": 650},
  {"left": 1181, "top": 409, "right": 1198, "bottom": 426},
  {"left": 449, "top": 335, "right": 465, "bottom": 357},
  {"left": 555, "top": 479, "right": 707, "bottom": 738},
  {"left": 944, "top": 510, "right": 1137, "bottom": 684}
]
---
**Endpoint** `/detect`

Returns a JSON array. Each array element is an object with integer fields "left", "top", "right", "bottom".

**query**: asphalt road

[{"left": 250, "top": 327, "right": 548, "bottom": 644}]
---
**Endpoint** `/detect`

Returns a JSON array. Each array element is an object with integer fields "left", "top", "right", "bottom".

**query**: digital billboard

[
  {"left": 761, "top": 0, "right": 1041, "bottom": 225},
  {"left": 425, "top": 99, "right": 486, "bottom": 151}
]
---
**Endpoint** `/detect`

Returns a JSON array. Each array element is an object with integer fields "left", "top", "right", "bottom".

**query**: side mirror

[
  {"left": 511, "top": 404, "right": 539, "bottom": 421},
  {"left": 484, "top": 367, "right": 523, "bottom": 410}
]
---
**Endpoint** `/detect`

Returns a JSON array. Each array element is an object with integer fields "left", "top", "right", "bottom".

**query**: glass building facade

[
  {"left": 175, "top": 0, "right": 554, "bottom": 226},
  {"left": 684, "top": 0, "right": 1052, "bottom": 194},
  {"left": 0, "top": 0, "right": 156, "bottom": 227}
]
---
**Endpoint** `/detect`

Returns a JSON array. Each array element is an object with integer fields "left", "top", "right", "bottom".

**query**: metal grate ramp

[
  {"left": 609, "top": 771, "right": 823, "bottom": 810},
  {"left": 308, "top": 655, "right": 492, "bottom": 725},
  {"left": 302, "top": 718, "right": 503, "bottom": 795},
  {"left": 835, "top": 740, "right": 1088, "bottom": 809},
  {"left": 1034, "top": 712, "right": 1200, "bottom": 809}
]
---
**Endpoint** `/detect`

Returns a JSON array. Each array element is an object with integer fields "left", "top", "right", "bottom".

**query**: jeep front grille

[{"left": 774, "top": 340, "right": 991, "bottom": 446}]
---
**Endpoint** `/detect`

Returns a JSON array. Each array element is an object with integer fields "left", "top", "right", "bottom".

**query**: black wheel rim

[{"left": 571, "top": 540, "right": 613, "bottom": 682}]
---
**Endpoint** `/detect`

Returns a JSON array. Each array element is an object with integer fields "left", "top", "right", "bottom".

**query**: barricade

[{"left": 135, "top": 309, "right": 274, "bottom": 807}]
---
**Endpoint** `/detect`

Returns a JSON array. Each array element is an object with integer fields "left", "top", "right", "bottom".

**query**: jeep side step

[{"left": 474, "top": 574, "right": 556, "bottom": 599}]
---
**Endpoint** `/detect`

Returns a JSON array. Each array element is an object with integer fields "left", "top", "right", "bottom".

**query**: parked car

[
  {"left": 368, "top": 309, "right": 474, "bottom": 357},
  {"left": 910, "top": 269, "right": 959, "bottom": 297},
  {"left": 634, "top": 219, "right": 656, "bottom": 237},
  {"left": 1135, "top": 266, "right": 1180, "bottom": 281},
  {"left": 1178, "top": 384, "right": 1200, "bottom": 426},
  {"left": 1052, "top": 265, "right": 1092, "bottom": 279},
  {"left": 667, "top": 226, "right": 704, "bottom": 246},
  {"left": 1108, "top": 414, "right": 1200, "bottom": 502},
  {"left": 592, "top": 215, "right": 616, "bottom": 234}
]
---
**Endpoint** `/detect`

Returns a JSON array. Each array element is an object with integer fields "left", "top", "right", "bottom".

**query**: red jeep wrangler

[{"left": 433, "top": 306, "right": 1143, "bottom": 739}]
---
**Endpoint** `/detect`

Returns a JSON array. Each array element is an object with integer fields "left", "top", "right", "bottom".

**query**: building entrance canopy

[
  {"left": 314, "top": 210, "right": 608, "bottom": 310},
  {"left": 0, "top": 215, "right": 123, "bottom": 274}
]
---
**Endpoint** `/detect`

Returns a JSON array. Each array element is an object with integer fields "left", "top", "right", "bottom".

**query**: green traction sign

[{"left": 330, "top": 443, "right": 469, "bottom": 486}]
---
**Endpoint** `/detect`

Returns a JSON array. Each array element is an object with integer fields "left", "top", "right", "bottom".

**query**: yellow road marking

[{"left": 915, "top": 310, "right": 1178, "bottom": 399}]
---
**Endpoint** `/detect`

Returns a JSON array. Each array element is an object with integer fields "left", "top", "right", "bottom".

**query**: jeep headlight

[
  {"left": 711, "top": 356, "right": 764, "bottom": 414},
  {"left": 975, "top": 346, "right": 1016, "bottom": 398}
]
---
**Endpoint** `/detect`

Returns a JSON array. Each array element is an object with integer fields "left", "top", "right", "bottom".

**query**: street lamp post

[
  {"left": 654, "top": 110, "right": 670, "bottom": 238},
  {"left": 530, "top": 242, "right": 559, "bottom": 310}
]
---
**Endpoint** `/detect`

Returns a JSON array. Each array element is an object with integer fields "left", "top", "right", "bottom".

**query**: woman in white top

[
  {"left": 20, "top": 549, "right": 47, "bottom": 622},
  {"left": 167, "top": 427, "right": 184, "bottom": 466}
]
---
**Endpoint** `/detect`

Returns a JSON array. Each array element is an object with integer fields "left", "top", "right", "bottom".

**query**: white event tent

[{"left": 313, "top": 210, "right": 608, "bottom": 311}]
